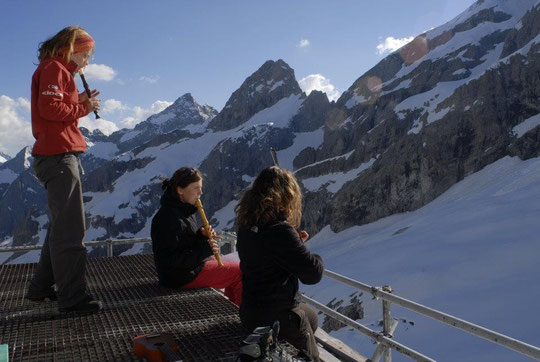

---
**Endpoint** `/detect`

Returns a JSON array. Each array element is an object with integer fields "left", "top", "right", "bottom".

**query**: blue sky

[{"left": 0, "top": 0, "right": 474, "bottom": 157}]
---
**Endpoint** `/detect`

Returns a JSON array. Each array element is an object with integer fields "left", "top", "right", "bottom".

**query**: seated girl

[
  {"left": 235, "top": 166, "right": 324, "bottom": 361},
  {"left": 151, "top": 167, "right": 242, "bottom": 306}
]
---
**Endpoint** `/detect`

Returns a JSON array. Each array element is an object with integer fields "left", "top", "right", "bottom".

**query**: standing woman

[
  {"left": 26, "top": 26, "right": 102, "bottom": 313},
  {"left": 235, "top": 166, "right": 324, "bottom": 361},
  {"left": 151, "top": 167, "right": 242, "bottom": 306}
]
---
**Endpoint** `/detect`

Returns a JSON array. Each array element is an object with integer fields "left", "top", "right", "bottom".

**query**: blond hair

[
  {"left": 38, "top": 26, "right": 93, "bottom": 62},
  {"left": 235, "top": 166, "right": 302, "bottom": 229}
]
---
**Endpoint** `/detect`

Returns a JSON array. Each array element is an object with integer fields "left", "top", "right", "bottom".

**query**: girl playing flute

[
  {"left": 151, "top": 167, "right": 242, "bottom": 306},
  {"left": 26, "top": 26, "right": 101, "bottom": 313}
]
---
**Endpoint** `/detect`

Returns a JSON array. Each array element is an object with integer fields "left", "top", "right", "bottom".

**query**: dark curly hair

[{"left": 235, "top": 166, "right": 302, "bottom": 229}]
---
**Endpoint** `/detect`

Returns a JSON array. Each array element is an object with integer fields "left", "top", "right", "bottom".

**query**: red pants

[{"left": 183, "top": 259, "right": 243, "bottom": 307}]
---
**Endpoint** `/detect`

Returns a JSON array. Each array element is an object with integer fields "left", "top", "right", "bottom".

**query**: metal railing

[
  {"left": 0, "top": 238, "right": 151, "bottom": 257},
  {"left": 300, "top": 270, "right": 540, "bottom": 361},
  {"left": 2, "top": 237, "right": 539, "bottom": 361},
  {"left": 0, "top": 232, "right": 238, "bottom": 258}
]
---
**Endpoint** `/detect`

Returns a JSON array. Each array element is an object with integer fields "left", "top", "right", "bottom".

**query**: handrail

[
  {"left": 0, "top": 238, "right": 152, "bottom": 257},
  {"left": 321, "top": 269, "right": 540, "bottom": 360},
  {"left": 0, "top": 232, "right": 238, "bottom": 255},
  {"left": 301, "top": 295, "right": 435, "bottom": 362},
  {"left": 2, "top": 237, "right": 539, "bottom": 360}
]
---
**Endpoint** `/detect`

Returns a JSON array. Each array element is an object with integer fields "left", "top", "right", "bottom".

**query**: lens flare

[{"left": 399, "top": 35, "right": 429, "bottom": 65}]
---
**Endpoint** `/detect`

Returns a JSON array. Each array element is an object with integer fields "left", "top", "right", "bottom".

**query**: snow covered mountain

[
  {"left": 0, "top": 147, "right": 43, "bottom": 249},
  {"left": 0, "top": 0, "right": 538, "bottom": 358},
  {"left": 296, "top": 0, "right": 540, "bottom": 235},
  {"left": 1, "top": 0, "right": 538, "bottom": 258}
]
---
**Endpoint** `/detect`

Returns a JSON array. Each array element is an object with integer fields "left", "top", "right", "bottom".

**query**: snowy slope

[
  {"left": 302, "top": 155, "right": 540, "bottom": 361},
  {"left": 83, "top": 91, "right": 314, "bottom": 253},
  {"left": 342, "top": 0, "right": 539, "bottom": 133},
  {"left": 0, "top": 152, "right": 11, "bottom": 164}
]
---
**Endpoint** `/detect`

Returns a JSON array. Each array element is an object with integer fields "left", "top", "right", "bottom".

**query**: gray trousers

[{"left": 28, "top": 153, "right": 88, "bottom": 309}]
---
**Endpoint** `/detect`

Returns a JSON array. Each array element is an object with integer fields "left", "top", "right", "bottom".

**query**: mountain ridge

[{"left": 0, "top": 0, "right": 538, "bottom": 259}]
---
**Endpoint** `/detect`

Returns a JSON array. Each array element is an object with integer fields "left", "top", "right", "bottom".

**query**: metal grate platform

[{"left": 0, "top": 254, "right": 251, "bottom": 361}]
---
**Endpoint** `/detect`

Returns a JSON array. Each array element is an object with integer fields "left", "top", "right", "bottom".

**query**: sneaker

[
  {"left": 26, "top": 289, "right": 58, "bottom": 302},
  {"left": 59, "top": 295, "right": 103, "bottom": 313}
]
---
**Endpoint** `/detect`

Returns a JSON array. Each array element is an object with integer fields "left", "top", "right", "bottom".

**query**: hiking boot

[
  {"left": 26, "top": 288, "right": 58, "bottom": 302},
  {"left": 59, "top": 295, "right": 102, "bottom": 313}
]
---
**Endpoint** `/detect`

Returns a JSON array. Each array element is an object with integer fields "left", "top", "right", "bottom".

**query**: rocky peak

[
  {"left": 1, "top": 146, "right": 32, "bottom": 175},
  {"left": 105, "top": 93, "right": 218, "bottom": 154},
  {"left": 290, "top": 90, "right": 330, "bottom": 133},
  {"left": 144, "top": 93, "right": 218, "bottom": 130},
  {"left": 208, "top": 59, "right": 303, "bottom": 131},
  {"left": 80, "top": 127, "right": 109, "bottom": 143}
]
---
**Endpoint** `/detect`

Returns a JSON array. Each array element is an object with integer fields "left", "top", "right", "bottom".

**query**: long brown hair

[
  {"left": 162, "top": 167, "right": 202, "bottom": 198},
  {"left": 235, "top": 166, "right": 302, "bottom": 229},
  {"left": 38, "top": 26, "right": 93, "bottom": 62}
]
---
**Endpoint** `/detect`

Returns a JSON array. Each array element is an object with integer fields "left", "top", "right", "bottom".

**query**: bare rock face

[
  {"left": 208, "top": 59, "right": 302, "bottom": 131},
  {"left": 290, "top": 90, "right": 330, "bottom": 133},
  {"left": 0, "top": 148, "right": 44, "bottom": 245},
  {"left": 510, "top": 126, "right": 540, "bottom": 160},
  {"left": 199, "top": 125, "right": 296, "bottom": 216},
  {"left": 321, "top": 293, "right": 364, "bottom": 333},
  {"left": 298, "top": 0, "right": 540, "bottom": 233}
]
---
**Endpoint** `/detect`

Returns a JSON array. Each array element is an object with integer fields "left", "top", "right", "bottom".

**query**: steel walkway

[{"left": 0, "top": 254, "right": 249, "bottom": 361}]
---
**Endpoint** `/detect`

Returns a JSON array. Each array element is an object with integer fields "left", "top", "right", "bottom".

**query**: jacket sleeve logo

[{"left": 41, "top": 90, "right": 63, "bottom": 97}]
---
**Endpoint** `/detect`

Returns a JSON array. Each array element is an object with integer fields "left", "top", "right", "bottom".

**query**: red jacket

[{"left": 31, "top": 57, "right": 89, "bottom": 155}]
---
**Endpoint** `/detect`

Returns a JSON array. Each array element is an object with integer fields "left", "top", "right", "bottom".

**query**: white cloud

[
  {"left": 83, "top": 99, "right": 172, "bottom": 132},
  {"left": 102, "top": 99, "right": 128, "bottom": 114},
  {"left": 84, "top": 64, "right": 117, "bottom": 81},
  {"left": 0, "top": 92, "right": 173, "bottom": 155},
  {"left": 298, "top": 38, "right": 310, "bottom": 48},
  {"left": 0, "top": 95, "right": 33, "bottom": 157},
  {"left": 376, "top": 36, "right": 414, "bottom": 55},
  {"left": 298, "top": 74, "right": 340, "bottom": 102},
  {"left": 139, "top": 75, "right": 160, "bottom": 84},
  {"left": 79, "top": 116, "right": 119, "bottom": 136},
  {"left": 119, "top": 100, "right": 172, "bottom": 128}
]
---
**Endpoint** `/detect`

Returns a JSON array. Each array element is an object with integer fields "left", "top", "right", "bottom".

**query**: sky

[{"left": 0, "top": 0, "right": 475, "bottom": 157}]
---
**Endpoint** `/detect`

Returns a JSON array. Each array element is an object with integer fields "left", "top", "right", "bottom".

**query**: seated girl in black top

[
  {"left": 236, "top": 166, "right": 324, "bottom": 361},
  {"left": 151, "top": 167, "right": 242, "bottom": 306}
]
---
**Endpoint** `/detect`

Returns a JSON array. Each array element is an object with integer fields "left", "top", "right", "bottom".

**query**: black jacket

[
  {"left": 237, "top": 218, "right": 324, "bottom": 312},
  {"left": 151, "top": 191, "right": 213, "bottom": 287}
]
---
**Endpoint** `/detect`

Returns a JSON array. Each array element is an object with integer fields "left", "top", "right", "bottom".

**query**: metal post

[
  {"left": 371, "top": 286, "right": 398, "bottom": 362},
  {"left": 383, "top": 299, "right": 392, "bottom": 362},
  {"left": 106, "top": 239, "right": 113, "bottom": 257},
  {"left": 301, "top": 295, "right": 435, "bottom": 362}
]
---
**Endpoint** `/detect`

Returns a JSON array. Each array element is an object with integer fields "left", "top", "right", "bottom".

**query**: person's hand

[
  {"left": 200, "top": 226, "right": 221, "bottom": 240},
  {"left": 85, "top": 96, "right": 101, "bottom": 113},
  {"left": 299, "top": 230, "right": 309, "bottom": 243},
  {"left": 79, "top": 89, "right": 100, "bottom": 103},
  {"left": 209, "top": 239, "right": 220, "bottom": 254}
]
